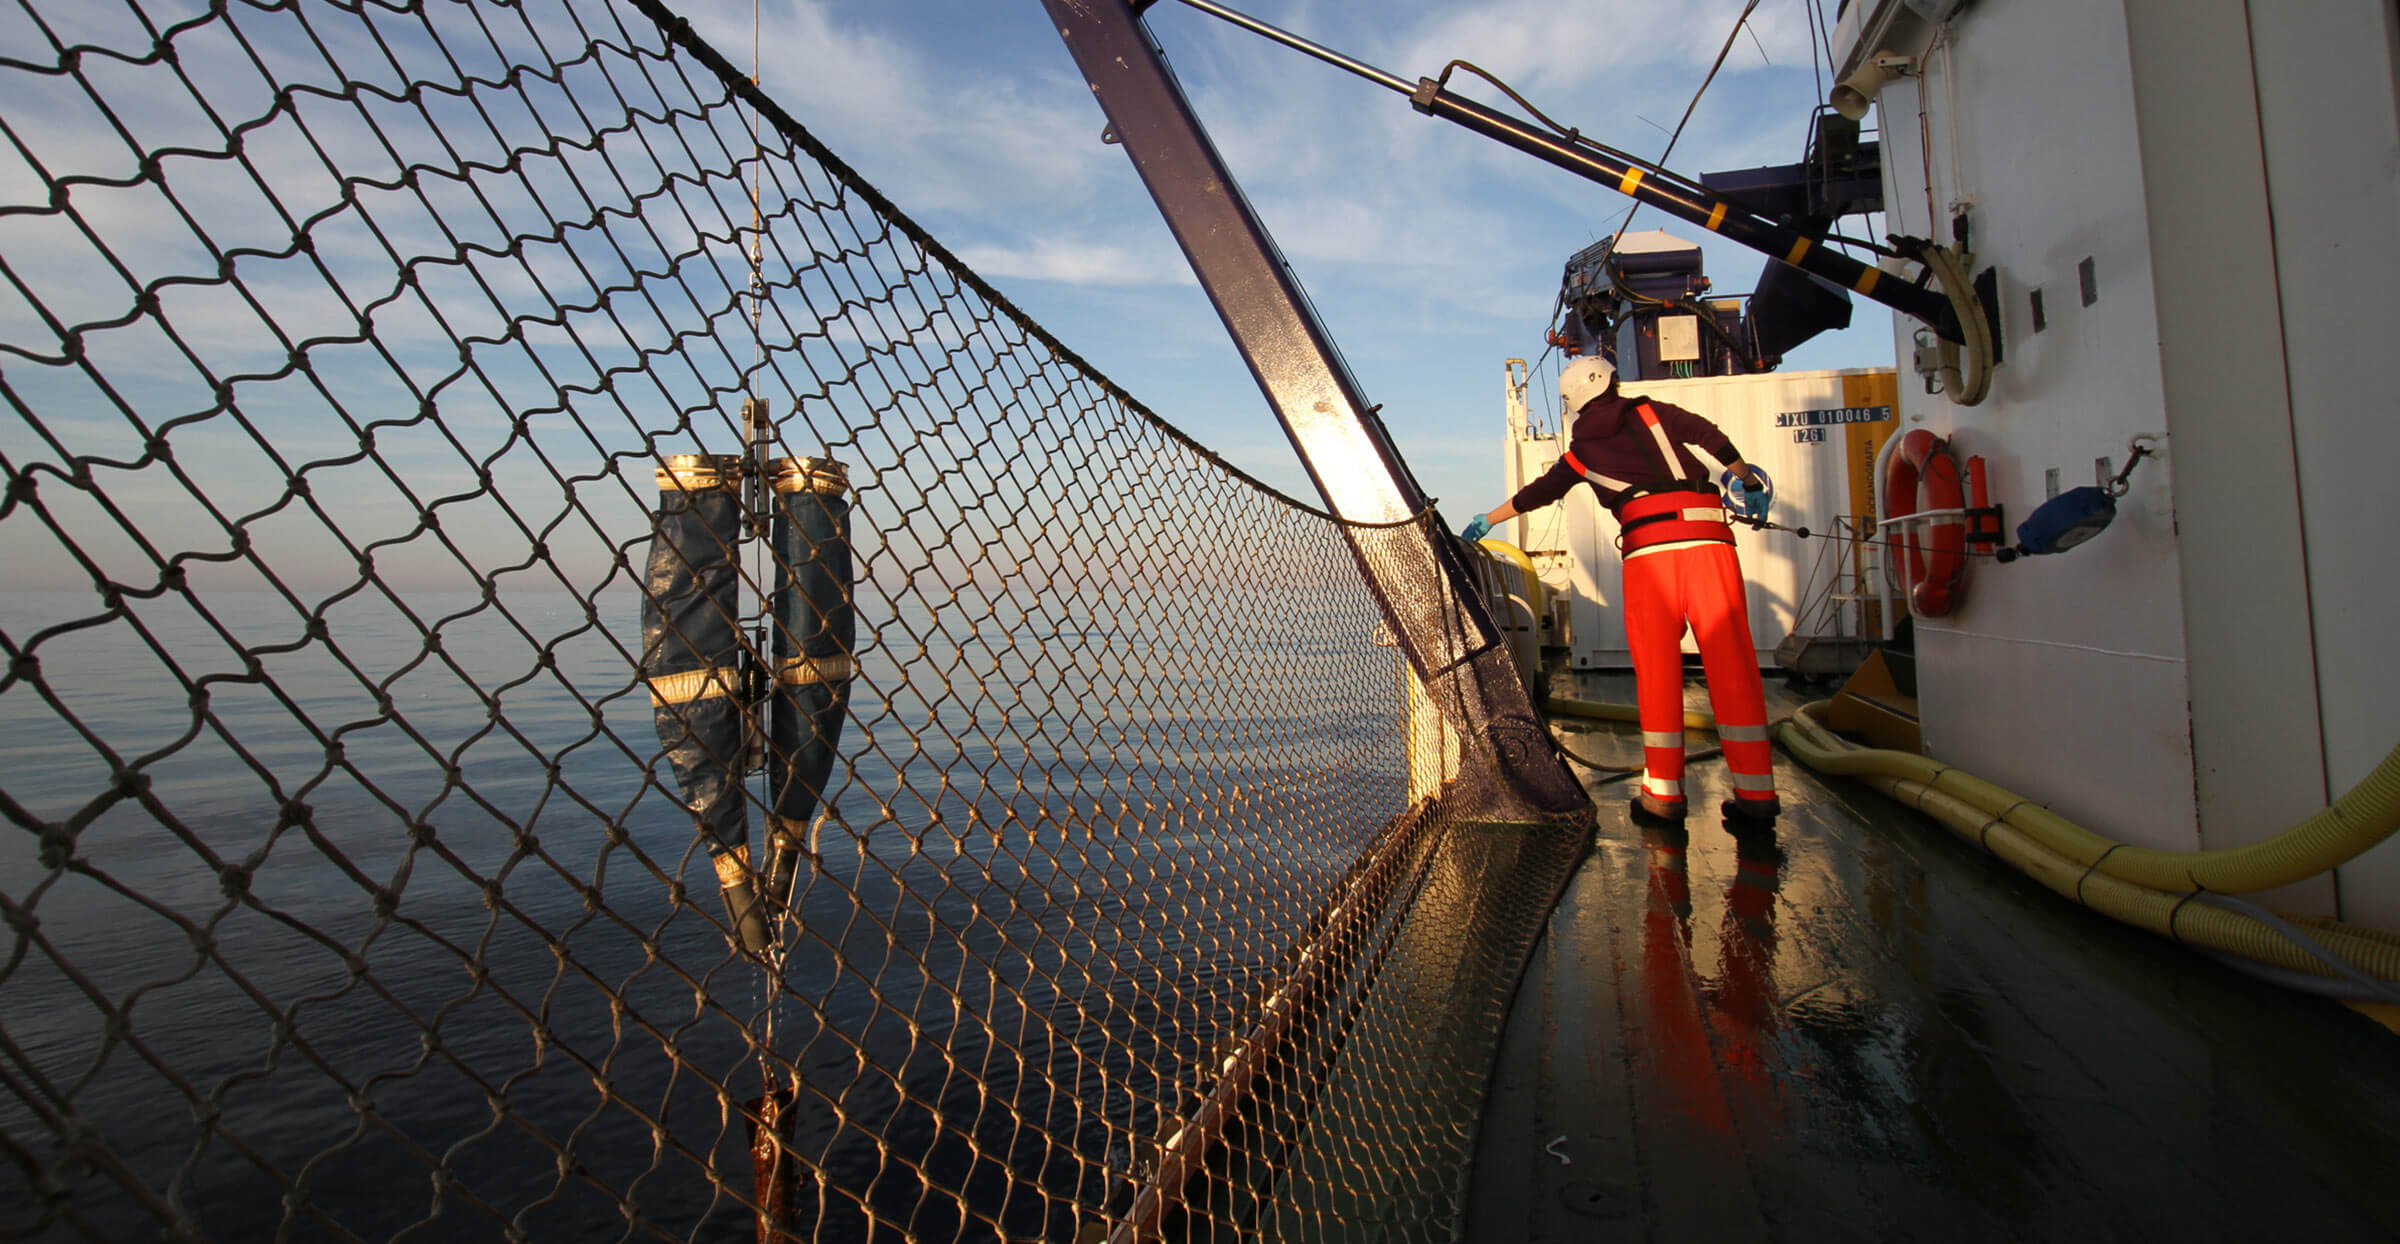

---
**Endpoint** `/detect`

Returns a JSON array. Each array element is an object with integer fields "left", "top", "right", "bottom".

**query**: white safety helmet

[{"left": 1558, "top": 354, "right": 1617, "bottom": 415}]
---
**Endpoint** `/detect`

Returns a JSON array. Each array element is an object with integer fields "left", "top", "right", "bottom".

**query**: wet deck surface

[{"left": 1465, "top": 671, "right": 2400, "bottom": 1241}]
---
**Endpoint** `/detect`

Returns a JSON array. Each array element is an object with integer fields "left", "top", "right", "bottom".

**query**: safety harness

[{"left": 1559, "top": 402, "right": 1735, "bottom": 557}]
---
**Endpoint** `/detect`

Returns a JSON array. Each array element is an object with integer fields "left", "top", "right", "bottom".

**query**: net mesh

[{"left": 0, "top": 2, "right": 1584, "bottom": 1239}]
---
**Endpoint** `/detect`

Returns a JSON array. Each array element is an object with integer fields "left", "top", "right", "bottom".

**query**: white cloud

[
  {"left": 949, "top": 237, "right": 1197, "bottom": 288},
  {"left": 899, "top": 0, "right": 1831, "bottom": 299},
  {"left": 684, "top": 1, "right": 1112, "bottom": 218},
  {"left": 1380, "top": 0, "right": 1813, "bottom": 95}
]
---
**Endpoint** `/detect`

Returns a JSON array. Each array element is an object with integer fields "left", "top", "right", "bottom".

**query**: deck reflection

[{"left": 1465, "top": 672, "right": 2400, "bottom": 1240}]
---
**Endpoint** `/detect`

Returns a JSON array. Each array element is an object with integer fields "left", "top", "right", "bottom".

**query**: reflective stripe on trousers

[{"left": 1622, "top": 540, "right": 1775, "bottom": 804}]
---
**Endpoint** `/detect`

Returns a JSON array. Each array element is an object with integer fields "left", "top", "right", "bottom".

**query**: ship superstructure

[
  {"left": 1815, "top": 0, "right": 2400, "bottom": 928},
  {"left": 1488, "top": 0, "right": 2400, "bottom": 933}
]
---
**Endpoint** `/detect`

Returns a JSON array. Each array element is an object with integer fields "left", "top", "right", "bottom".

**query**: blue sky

[
  {"left": 695, "top": 0, "right": 1897, "bottom": 519},
  {"left": 0, "top": 0, "right": 1899, "bottom": 596}
]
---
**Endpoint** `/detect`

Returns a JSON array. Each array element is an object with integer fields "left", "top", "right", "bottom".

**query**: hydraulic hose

[
  {"left": 1548, "top": 729, "right": 1723, "bottom": 781},
  {"left": 1545, "top": 696, "right": 1718, "bottom": 733},
  {"left": 2207, "top": 952, "right": 2400, "bottom": 1005},
  {"left": 1921, "top": 243, "right": 1993, "bottom": 406},
  {"left": 1776, "top": 705, "right": 2400, "bottom": 984},
  {"left": 1541, "top": 696, "right": 1724, "bottom": 782},
  {"left": 1775, "top": 704, "right": 2400, "bottom": 895},
  {"left": 2189, "top": 893, "right": 2400, "bottom": 1005}
]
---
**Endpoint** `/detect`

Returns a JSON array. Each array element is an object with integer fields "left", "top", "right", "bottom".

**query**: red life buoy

[{"left": 1883, "top": 428, "right": 1968, "bottom": 616}]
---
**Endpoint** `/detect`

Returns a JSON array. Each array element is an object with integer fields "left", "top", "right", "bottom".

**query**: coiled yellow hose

[
  {"left": 1539, "top": 693, "right": 2400, "bottom": 981},
  {"left": 1774, "top": 705, "right": 2400, "bottom": 895},
  {"left": 1776, "top": 704, "right": 2400, "bottom": 983}
]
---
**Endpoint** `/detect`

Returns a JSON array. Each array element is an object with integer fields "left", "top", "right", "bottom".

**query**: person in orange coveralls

[{"left": 1459, "top": 355, "right": 1779, "bottom": 829}]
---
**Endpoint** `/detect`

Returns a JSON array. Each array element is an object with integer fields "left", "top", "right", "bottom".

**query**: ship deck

[{"left": 1464, "top": 669, "right": 2400, "bottom": 1241}]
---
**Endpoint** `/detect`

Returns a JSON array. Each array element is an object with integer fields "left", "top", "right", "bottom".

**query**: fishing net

[{"left": 0, "top": 1, "right": 1587, "bottom": 1239}]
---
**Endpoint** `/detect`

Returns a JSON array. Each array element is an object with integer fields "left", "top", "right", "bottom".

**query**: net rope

[{"left": 0, "top": 3, "right": 1553, "bottom": 1240}]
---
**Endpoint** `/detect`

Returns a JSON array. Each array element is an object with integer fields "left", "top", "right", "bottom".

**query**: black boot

[
  {"left": 1630, "top": 791, "right": 1688, "bottom": 826},
  {"left": 1721, "top": 796, "right": 1781, "bottom": 829}
]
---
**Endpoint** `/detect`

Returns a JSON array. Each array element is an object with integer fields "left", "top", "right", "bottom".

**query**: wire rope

[{"left": 1605, "top": 0, "right": 1764, "bottom": 254}]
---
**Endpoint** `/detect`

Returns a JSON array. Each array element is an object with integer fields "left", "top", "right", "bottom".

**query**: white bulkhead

[{"left": 1835, "top": 0, "right": 2400, "bottom": 926}]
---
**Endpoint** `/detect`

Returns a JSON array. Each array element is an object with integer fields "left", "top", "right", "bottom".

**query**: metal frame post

[{"left": 1039, "top": 0, "right": 1584, "bottom": 820}]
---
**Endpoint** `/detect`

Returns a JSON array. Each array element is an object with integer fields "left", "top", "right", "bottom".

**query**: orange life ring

[{"left": 1883, "top": 428, "right": 1968, "bottom": 616}]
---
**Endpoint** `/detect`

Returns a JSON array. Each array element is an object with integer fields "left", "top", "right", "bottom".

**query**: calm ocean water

[{"left": 0, "top": 581, "right": 1408, "bottom": 1240}]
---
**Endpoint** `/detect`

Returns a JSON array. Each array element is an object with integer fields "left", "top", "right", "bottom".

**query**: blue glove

[
  {"left": 1460, "top": 514, "right": 1493, "bottom": 542},
  {"left": 1722, "top": 466, "right": 1773, "bottom": 522}
]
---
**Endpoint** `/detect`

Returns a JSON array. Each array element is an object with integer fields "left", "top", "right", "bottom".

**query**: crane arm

[{"left": 1162, "top": 0, "right": 1974, "bottom": 343}]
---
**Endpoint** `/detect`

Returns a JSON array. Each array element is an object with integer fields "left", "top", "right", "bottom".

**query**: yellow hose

[
  {"left": 1869, "top": 770, "right": 2400, "bottom": 981},
  {"left": 1774, "top": 704, "right": 2400, "bottom": 983},
  {"left": 1776, "top": 704, "right": 2400, "bottom": 895},
  {"left": 1537, "top": 695, "right": 2400, "bottom": 983},
  {"left": 1544, "top": 696, "right": 1718, "bottom": 733}
]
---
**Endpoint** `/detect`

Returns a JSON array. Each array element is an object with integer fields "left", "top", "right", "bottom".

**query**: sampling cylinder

[
  {"left": 764, "top": 456, "right": 854, "bottom": 909},
  {"left": 641, "top": 453, "right": 769, "bottom": 953}
]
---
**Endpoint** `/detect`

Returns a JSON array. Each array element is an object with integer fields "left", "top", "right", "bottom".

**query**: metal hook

[{"left": 2107, "top": 434, "right": 2159, "bottom": 498}]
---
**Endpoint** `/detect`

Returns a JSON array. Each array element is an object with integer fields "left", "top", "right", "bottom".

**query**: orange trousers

[{"left": 1622, "top": 541, "right": 1776, "bottom": 809}]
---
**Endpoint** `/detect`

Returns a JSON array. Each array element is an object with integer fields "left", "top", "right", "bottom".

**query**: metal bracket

[
  {"left": 1040, "top": 0, "right": 1583, "bottom": 825},
  {"left": 1964, "top": 503, "right": 2007, "bottom": 548}
]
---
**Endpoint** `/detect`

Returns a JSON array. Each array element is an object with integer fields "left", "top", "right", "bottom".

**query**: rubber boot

[
  {"left": 1632, "top": 790, "right": 1689, "bottom": 826},
  {"left": 1721, "top": 795, "right": 1781, "bottom": 830}
]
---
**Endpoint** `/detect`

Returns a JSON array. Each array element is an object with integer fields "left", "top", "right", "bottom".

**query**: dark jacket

[{"left": 1509, "top": 391, "right": 1742, "bottom": 515}]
